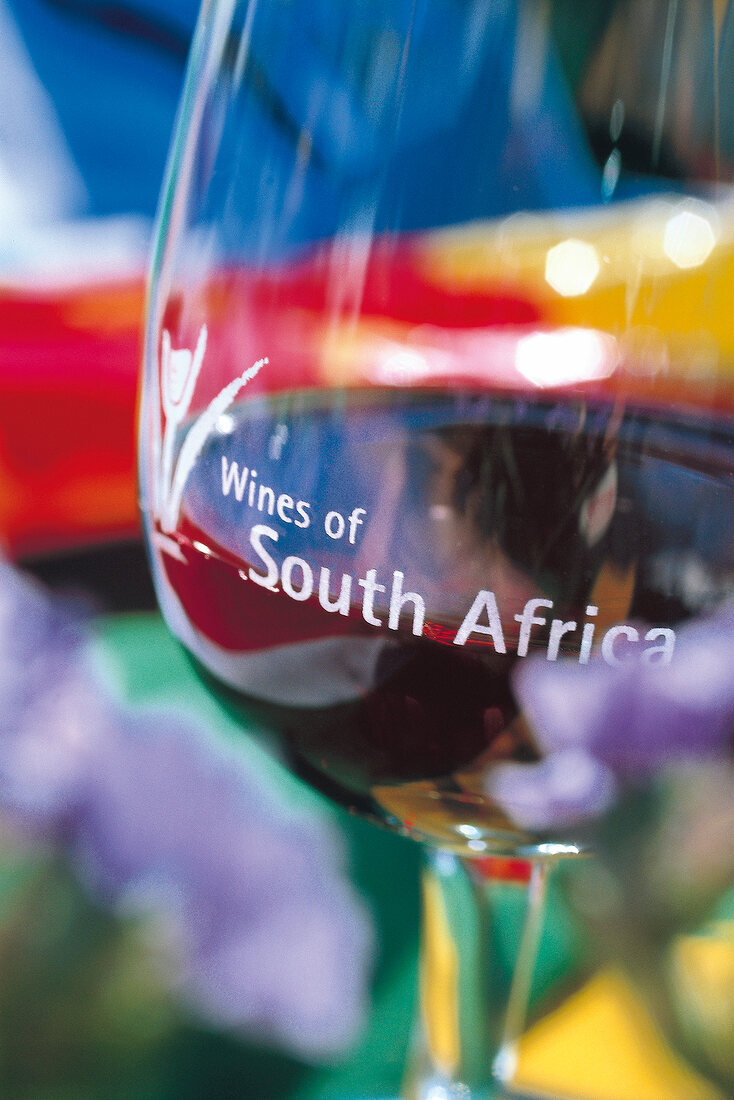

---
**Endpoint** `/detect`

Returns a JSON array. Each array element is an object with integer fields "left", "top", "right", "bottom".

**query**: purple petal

[
  {"left": 71, "top": 713, "right": 374, "bottom": 1055},
  {"left": 0, "top": 562, "right": 98, "bottom": 825},
  {"left": 487, "top": 748, "right": 616, "bottom": 832},
  {"left": 0, "top": 560, "right": 373, "bottom": 1057},
  {"left": 513, "top": 602, "right": 734, "bottom": 777}
]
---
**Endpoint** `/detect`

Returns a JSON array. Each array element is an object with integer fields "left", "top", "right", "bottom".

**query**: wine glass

[{"left": 139, "top": 1, "right": 734, "bottom": 1095}]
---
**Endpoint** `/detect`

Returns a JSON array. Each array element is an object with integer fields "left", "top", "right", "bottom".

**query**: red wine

[{"left": 149, "top": 388, "right": 734, "bottom": 852}]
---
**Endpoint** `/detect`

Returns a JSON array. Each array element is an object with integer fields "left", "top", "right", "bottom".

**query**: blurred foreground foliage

[
  {"left": 0, "top": 828, "right": 589, "bottom": 1100},
  {"left": 0, "top": 841, "right": 178, "bottom": 1100},
  {"left": 0, "top": 815, "right": 422, "bottom": 1100}
]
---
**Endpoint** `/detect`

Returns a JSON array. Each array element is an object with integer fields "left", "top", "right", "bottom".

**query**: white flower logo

[{"left": 152, "top": 324, "right": 267, "bottom": 545}]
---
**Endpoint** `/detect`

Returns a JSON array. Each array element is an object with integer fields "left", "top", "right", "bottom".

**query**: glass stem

[
  {"left": 492, "top": 860, "right": 549, "bottom": 1088},
  {"left": 402, "top": 849, "right": 551, "bottom": 1100}
]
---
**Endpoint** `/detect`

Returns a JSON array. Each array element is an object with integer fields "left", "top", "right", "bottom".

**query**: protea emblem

[{"left": 152, "top": 323, "right": 267, "bottom": 544}]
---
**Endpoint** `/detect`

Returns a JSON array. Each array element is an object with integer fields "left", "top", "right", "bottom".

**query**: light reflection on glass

[
  {"left": 663, "top": 202, "right": 719, "bottom": 270},
  {"left": 601, "top": 148, "right": 622, "bottom": 201},
  {"left": 378, "top": 348, "right": 432, "bottom": 384},
  {"left": 423, "top": 1084, "right": 453, "bottom": 1100},
  {"left": 515, "top": 328, "right": 617, "bottom": 388},
  {"left": 537, "top": 843, "right": 581, "bottom": 857},
  {"left": 545, "top": 238, "right": 600, "bottom": 297}
]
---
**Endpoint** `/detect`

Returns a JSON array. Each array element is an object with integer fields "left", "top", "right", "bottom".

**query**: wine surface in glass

[{"left": 151, "top": 383, "right": 734, "bottom": 854}]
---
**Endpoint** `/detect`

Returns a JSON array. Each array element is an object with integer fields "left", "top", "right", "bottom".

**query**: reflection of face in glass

[{"left": 347, "top": 399, "right": 620, "bottom": 631}]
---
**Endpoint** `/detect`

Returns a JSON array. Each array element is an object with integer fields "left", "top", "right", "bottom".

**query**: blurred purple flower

[
  {"left": 0, "top": 559, "right": 372, "bottom": 1058},
  {"left": 487, "top": 749, "right": 615, "bottom": 833},
  {"left": 0, "top": 562, "right": 95, "bottom": 822},
  {"left": 487, "top": 603, "right": 734, "bottom": 832}
]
